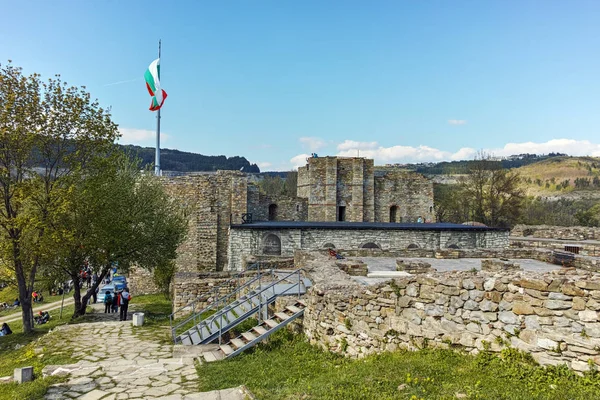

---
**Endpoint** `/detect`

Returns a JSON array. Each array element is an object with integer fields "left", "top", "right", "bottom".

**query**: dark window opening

[
  {"left": 361, "top": 242, "right": 380, "bottom": 249},
  {"left": 407, "top": 244, "right": 419, "bottom": 249},
  {"left": 268, "top": 204, "right": 278, "bottom": 221},
  {"left": 448, "top": 244, "right": 460, "bottom": 249},
  {"left": 565, "top": 245, "right": 580, "bottom": 254},
  {"left": 323, "top": 243, "right": 336, "bottom": 249},
  {"left": 338, "top": 206, "right": 346, "bottom": 222},
  {"left": 389, "top": 205, "right": 398, "bottom": 223}
]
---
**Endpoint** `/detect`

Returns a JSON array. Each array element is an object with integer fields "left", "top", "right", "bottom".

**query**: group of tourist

[
  {"left": 32, "top": 290, "right": 44, "bottom": 303},
  {"left": 34, "top": 311, "right": 50, "bottom": 325},
  {"left": 103, "top": 287, "right": 132, "bottom": 321}
]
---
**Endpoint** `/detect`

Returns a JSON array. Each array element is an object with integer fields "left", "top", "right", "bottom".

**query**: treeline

[
  {"left": 119, "top": 145, "right": 260, "bottom": 173},
  {"left": 413, "top": 153, "right": 566, "bottom": 175},
  {"left": 435, "top": 184, "right": 600, "bottom": 227}
]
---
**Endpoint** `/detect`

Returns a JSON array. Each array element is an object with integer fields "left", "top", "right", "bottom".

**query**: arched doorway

[
  {"left": 389, "top": 205, "right": 398, "bottom": 223},
  {"left": 262, "top": 234, "right": 281, "bottom": 255},
  {"left": 268, "top": 204, "right": 278, "bottom": 221}
]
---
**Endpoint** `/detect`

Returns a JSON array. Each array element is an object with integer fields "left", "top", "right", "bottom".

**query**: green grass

[
  {"left": 129, "top": 293, "right": 172, "bottom": 327},
  {"left": 0, "top": 284, "right": 66, "bottom": 318},
  {"left": 0, "top": 304, "right": 93, "bottom": 400},
  {"left": 197, "top": 331, "right": 600, "bottom": 400}
]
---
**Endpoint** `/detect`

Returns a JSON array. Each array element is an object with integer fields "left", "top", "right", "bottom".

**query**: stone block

[
  {"left": 513, "top": 301, "right": 535, "bottom": 315},
  {"left": 481, "top": 259, "right": 522, "bottom": 272},
  {"left": 14, "top": 367, "right": 33, "bottom": 384},
  {"left": 579, "top": 310, "right": 598, "bottom": 322}
]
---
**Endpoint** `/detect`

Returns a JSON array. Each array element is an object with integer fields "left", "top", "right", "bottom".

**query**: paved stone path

[{"left": 38, "top": 305, "right": 251, "bottom": 399}]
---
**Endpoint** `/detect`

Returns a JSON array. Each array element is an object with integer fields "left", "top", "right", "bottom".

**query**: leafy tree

[
  {"left": 434, "top": 153, "right": 525, "bottom": 227},
  {"left": 0, "top": 62, "right": 118, "bottom": 332},
  {"left": 575, "top": 203, "right": 600, "bottom": 227},
  {"left": 45, "top": 154, "right": 188, "bottom": 317}
]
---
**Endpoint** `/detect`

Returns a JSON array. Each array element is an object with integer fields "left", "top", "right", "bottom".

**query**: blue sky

[{"left": 1, "top": 1, "right": 599, "bottom": 171}]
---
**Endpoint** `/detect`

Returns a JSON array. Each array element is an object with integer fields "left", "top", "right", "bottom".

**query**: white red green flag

[{"left": 145, "top": 58, "right": 167, "bottom": 111}]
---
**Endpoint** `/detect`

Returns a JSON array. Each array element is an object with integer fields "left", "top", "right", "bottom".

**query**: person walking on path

[
  {"left": 111, "top": 291, "right": 119, "bottom": 314},
  {"left": 119, "top": 288, "right": 131, "bottom": 321},
  {"left": 103, "top": 291, "right": 112, "bottom": 313}
]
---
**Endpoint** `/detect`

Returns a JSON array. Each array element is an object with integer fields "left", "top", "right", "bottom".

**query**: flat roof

[{"left": 231, "top": 221, "right": 508, "bottom": 232}]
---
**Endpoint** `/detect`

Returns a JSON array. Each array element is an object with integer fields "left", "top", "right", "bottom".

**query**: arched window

[
  {"left": 448, "top": 244, "right": 460, "bottom": 249},
  {"left": 407, "top": 244, "right": 419, "bottom": 249},
  {"left": 323, "top": 243, "right": 336, "bottom": 249},
  {"left": 389, "top": 205, "right": 398, "bottom": 223},
  {"left": 262, "top": 234, "right": 281, "bottom": 255},
  {"left": 361, "top": 242, "right": 381, "bottom": 249},
  {"left": 268, "top": 204, "right": 278, "bottom": 221}
]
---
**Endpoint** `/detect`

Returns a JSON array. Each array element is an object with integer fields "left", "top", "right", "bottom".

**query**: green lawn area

[
  {"left": 0, "top": 284, "right": 66, "bottom": 318},
  {"left": 0, "top": 304, "right": 91, "bottom": 400},
  {"left": 129, "top": 293, "right": 172, "bottom": 327},
  {"left": 197, "top": 330, "right": 600, "bottom": 400}
]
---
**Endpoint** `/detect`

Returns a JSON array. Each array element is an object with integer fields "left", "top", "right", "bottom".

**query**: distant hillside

[
  {"left": 516, "top": 156, "right": 600, "bottom": 197},
  {"left": 120, "top": 145, "right": 260, "bottom": 173},
  {"left": 409, "top": 153, "right": 566, "bottom": 175}
]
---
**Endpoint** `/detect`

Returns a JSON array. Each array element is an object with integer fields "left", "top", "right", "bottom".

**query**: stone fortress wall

[
  {"left": 161, "top": 156, "right": 436, "bottom": 273},
  {"left": 227, "top": 226, "right": 509, "bottom": 271},
  {"left": 297, "top": 157, "right": 434, "bottom": 223},
  {"left": 298, "top": 252, "right": 600, "bottom": 373}
]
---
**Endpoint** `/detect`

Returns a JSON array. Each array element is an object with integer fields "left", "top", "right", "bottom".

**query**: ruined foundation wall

[
  {"left": 374, "top": 169, "right": 435, "bottom": 223},
  {"left": 303, "top": 269, "right": 600, "bottom": 372},
  {"left": 512, "top": 225, "right": 600, "bottom": 241}
]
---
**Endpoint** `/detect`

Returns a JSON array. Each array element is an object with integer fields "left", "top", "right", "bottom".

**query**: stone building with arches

[{"left": 162, "top": 157, "right": 506, "bottom": 273}]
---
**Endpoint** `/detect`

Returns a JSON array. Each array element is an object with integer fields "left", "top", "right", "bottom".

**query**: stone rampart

[
  {"left": 512, "top": 225, "right": 600, "bottom": 241},
  {"left": 303, "top": 268, "right": 600, "bottom": 372},
  {"left": 127, "top": 266, "right": 160, "bottom": 296},
  {"left": 172, "top": 271, "right": 238, "bottom": 315}
]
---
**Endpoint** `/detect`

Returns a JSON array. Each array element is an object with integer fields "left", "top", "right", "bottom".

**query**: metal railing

[
  {"left": 170, "top": 266, "right": 272, "bottom": 342},
  {"left": 172, "top": 268, "right": 305, "bottom": 344},
  {"left": 212, "top": 268, "right": 304, "bottom": 345}
]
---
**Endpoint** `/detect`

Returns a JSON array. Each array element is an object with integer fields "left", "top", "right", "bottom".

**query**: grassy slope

[
  {"left": 198, "top": 331, "right": 600, "bottom": 400},
  {"left": 516, "top": 156, "right": 600, "bottom": 196},
  {"left": 0, "top": 285, "right": 66, "bottom": 319}
]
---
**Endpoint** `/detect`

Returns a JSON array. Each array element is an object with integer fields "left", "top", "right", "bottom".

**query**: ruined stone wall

[
  {"left": 374, "top": 169, "right": 434, "bottom": 223},
  {"left": 301, "top": 157, "right": 375, "bottom": 222},
  {"left": 247, "top": 186, "right": 307, "bottom": 222},
  {"left": 510, "top": 237, "right": 600, "bottom": 257},
  {"left": 127, "top": 266, "right": 160, "bottom": 295},
  {"left": 172, "top": 271, "right": 237, "bottom": 316},
  {"left": 303, "top": 269, "right": 600, "bottom": 372},
  {"left": 163, "top": 171, "right": 246, "bottom": 272},
  {"left": 512, "top": 225, "right": 600, "bottom": 241},
  {"left": 227, "top": 227, "right": 509, "bottom": 270},
  {"left": 297, "top": 166, "right": 309, "bottom": 198}
]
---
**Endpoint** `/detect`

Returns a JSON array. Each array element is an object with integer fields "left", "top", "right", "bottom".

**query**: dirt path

[{"left": 0, "top": 297, "right": 75, "bottom": 325}]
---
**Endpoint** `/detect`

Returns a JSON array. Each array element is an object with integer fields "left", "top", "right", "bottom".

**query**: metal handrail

[
  {"left": 169, "top": 262, "right": 262, "bottom": 321},
  {"left": 200, "top": 268, "right": 305, "bottom": 344},
  {"left": 170, "top": 268, "right": 272, "bottom": 342}
]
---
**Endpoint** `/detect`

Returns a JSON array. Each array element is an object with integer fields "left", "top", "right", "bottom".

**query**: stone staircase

[{"left": 200, "top": 299, "right": 306, "bottom": 362}]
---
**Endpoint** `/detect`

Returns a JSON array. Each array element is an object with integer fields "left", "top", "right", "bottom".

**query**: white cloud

[
  {"left": 326, "top": 138, "right": 600, "bottom": 165},
  {"left": 448, "top": 119, "right": 467, "bottom": 125},
  {"left": 490, "top": 139, "right": 600, "bottom": 157},
  {"left": 118, "top": 128, "right": 169, "bottom": 146},
  {"left": 299, "top": 137, "right": 327, "bottom": 152},
  {"left": 290, "top": 154, "right": 311, "bottom": 170},
  {"left": 337, "top": 140, "right": 378, "bottom": 152}
]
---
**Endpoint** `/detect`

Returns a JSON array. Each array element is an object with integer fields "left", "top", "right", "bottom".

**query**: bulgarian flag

[{"left": 145, "top": 58, "right": 167, "bottom": 111}]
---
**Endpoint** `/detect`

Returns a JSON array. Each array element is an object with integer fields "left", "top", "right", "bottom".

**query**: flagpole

[{"left": 155, "top": 39, "right": 162, "bottom": 176}]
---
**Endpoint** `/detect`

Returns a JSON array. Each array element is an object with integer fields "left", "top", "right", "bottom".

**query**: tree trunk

[
  {"left": 13, "top": 240, "right": 34, "bottom": 333},
  {"left": 72, "top": 273, "right": 83, "bottom": 318},
  {"left": 73, "top": 267, "right": 110, "bottom": 317}
]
